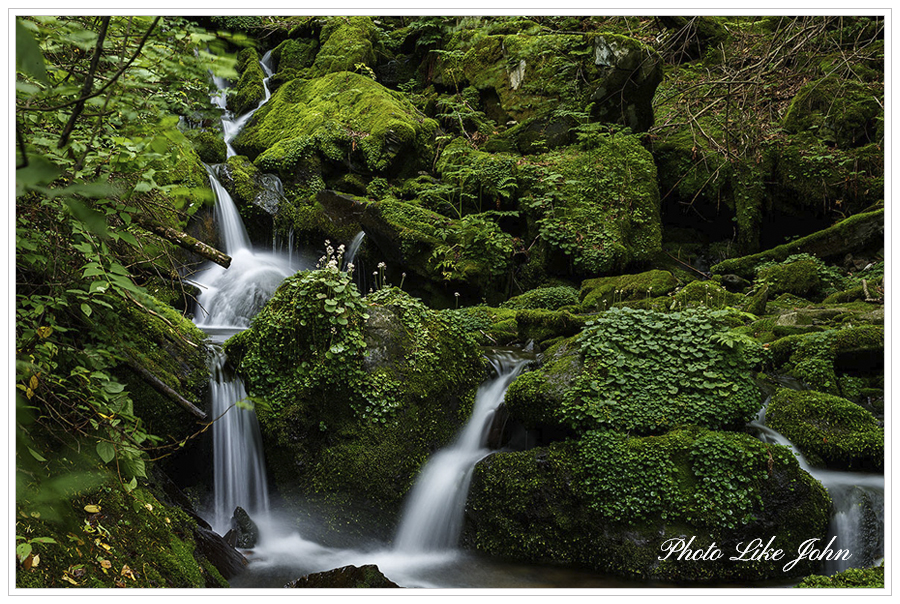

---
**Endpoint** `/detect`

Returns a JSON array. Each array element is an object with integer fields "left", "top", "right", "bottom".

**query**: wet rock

[
  {"left": 194, "top": 525, "right": 248, "bottom": 580},
  {"left": 285, "top": 564, "right": 400, "bottom": 588},
  {"left": 228, "top": 506, "right": 260, "bottom": 549}
]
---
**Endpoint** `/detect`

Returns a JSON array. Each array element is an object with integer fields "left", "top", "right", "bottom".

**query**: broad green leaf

[
  {"left": 15, "top": 19, "right": 48, "bottom": 83},
  {"left": 96, "top": 441, "right": 115, "bottom": 464},
  {"left": 16, "top": 155, "right": 61, "bottom": 196},
  {"left": 64, "top": 198, "right": 109, "bottom": 238}
]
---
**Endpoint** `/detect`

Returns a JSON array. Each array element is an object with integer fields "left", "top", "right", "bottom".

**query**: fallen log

[
  {"left": 135, "top": 217, "right": 231, "bottom": 269},
  {"left": 711, "top": 208, "right": 884, "bottom": 279},
  {"left": 124, "top": 357, "right": 207, "bottom": 420}
]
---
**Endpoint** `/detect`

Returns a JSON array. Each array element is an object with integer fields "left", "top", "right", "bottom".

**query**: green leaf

[
  {"left": 27, "top": 447, "right": 47, "bottom": 462},
  {"left": 96, "top": 441, "right": 115, "bottom": 464},
  {"left": 65, "top": 198, "right": 109, "bottom": 238},
  {"left": 16, "top": 18, "right": 48, "bottom": 84},
  {"left": 80, "top": 303, "right": 92, "bottom": 317},
  {"left": 16, "top": 155, "right": 61, "bottom": 196},
  {"left": 16, "top": 543, "right": 32, "bottom": 561}
]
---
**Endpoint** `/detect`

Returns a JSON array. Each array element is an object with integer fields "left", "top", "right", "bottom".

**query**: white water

[
  {"left": 344, "top": 230, "right": 365, "bottom": 271},
  {"left": 213, "top": 50, "right": 275, "bottom": 158},
  {"left": 751, "top": 397, "right": 884, "bottom": 574},
  {"left": 394, "top": 351, "right": 530, "bottom": 552},
  {"left": 193, "top": 52, "right": 312, "bottom": 533}
]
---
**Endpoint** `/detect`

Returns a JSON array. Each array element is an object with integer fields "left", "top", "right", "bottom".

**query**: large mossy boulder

[
  {"left": 782, "top": 76, "right": 883, "bottom": 149},
  {"left": 520, "top": 133, "right": 662, "bottom": 278},
  {"left": 766, "top": 388, "right": 883, "bottom": 471},
  {"left": 225, "top": 267, "right": 484, "bottom": 529},
  {"left": 228, "top": 47, "right": 266, "bottom": 116},
  {"left": 317, "top": 190, "right": 514, "bottom": 304},
  {"left": 434, "top": 30, "right": 663, "bottom": 133},
  {"left": 232, "top": 71, "right": 438, "bottom": 178},
  {"left": 464, "top": 427, "right": 830, "bottom": 582},
  {"left": 579, "top": 269, "right": 679, "bottom": 312},
  {"left": 311, "top": 16, "right": 379, "bottom": 77}
]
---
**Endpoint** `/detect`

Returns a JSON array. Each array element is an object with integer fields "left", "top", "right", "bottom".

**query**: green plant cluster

[
  {"left": 575, "top": 428, "right": 771, "bottom": 530},
  {"left": 228, "top": 47, "right": 265, "bottom": 116},
  {"left": 561, "top": 307, "right": 765, "bottom": 434},
  {"left": 795, "top": 562, "right": 884, "bottom": 588},
  {"left": 754, "top": 253, "right": 847, "bottom": 300}
]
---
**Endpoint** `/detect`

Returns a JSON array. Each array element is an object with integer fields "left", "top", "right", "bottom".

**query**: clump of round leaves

[
  {"left": 501, "top": 285, "right": 580, "bottom": 310},
  {"left": 562, "top": 307, "right": 766, "bottom": 434}
]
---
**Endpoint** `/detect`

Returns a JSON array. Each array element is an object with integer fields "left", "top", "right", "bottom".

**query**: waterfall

[
  {"left": 394, "top": 351, "right": 529, "bottom": 552},
  {"left": 209, "top": 347, "right": 270, "bottom": 534},
  {"left": 193, "top": 51, "right": 312, "bottom": 533},
  {"left": 751, "top": 397, "right": 884, "bottom": 574}
]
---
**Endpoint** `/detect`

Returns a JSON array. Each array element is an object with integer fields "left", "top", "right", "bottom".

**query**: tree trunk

[{"left": 136, "top": 217, "right": 231, "bottom": 269}]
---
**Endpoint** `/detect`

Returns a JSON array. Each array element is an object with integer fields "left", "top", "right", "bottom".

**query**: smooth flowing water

[
  {"left": 751, "top": 398, "right": 884, "bottom": 574},
  {"left": 394, "top": 351, "right": 530, "bottom": 552}
]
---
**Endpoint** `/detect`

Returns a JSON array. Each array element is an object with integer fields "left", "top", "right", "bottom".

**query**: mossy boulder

[
  {"left": 783, "top": 76, "right": 883, "bottom": 149},
  {"left": 515, "top": 309, "right": 586, "bottom": 346},
  {"left": 228, "top": 47, "right": 266, "bottom": 116},
  {"left": 434, "top": 30, "right": 663, "bottom": 132},
  {"left": 15, "top": 471, "right": 232, "bottom": 588},
  {"left": 270, "top": 37, "right": 318, "bottom": 88},
  {"left": 766, "top": 388, "right": 883, "bottom": 471},
  {"left": 501, "top": 285, "right": 580, "bottom": 311},
  {"left": 754, "top": 253, "right": 845, "bottom": 301},
  {"left": 184, "top": 128, "right": 227, "bottom": 164},
  {"left": 311, "top": 16, "right": 379, "bottom": 77},
  {"left": 464, "top": 427, "right": 830, "bottom": 582},
  {"left": 216, "top": 155, "right": 279, "bottom": 244},
  {"left": 579, "top": 269, "right": 678, "bottom": 312},
  {"left": 434, "top": 138, "right": 520, "bottom": 214},
  {"left": 233, "top": 71, "right": 438, "bottom": 178},
  {"left": 227, "top": 270, "right": 484, "bottom": 528},
  {"left": 671, "top": 279, "right": 744, "bottom": 310},
  {"left": 439, "top": 306, "right": 519, "bottom": 346},
  {"left": 286, "top": 564, "right": 400, "bottom": 588},
  {"left": 317, "top": 190, "right": 514, "bottom": 304},
  {"left": 520, "top": 134, "right": 662, "bottom": 277}
]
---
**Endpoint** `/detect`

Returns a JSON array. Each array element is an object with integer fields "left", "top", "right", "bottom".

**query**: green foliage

[
  {"left": 562, "top": 307, "right": 765, "bottom": 434},
  {"left": 795, "top": 562, "right": 885, "bottom": 588},
  {"left": 754, "top": 253, "right": 847, "bottom": 300}
]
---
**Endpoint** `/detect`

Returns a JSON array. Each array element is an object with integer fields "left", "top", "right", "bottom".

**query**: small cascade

[
  {"left": 394, "top": 351, "right": 529, "bottom": 552},
  {"left": 344, "top": 231, "right": 365, "bottom": 271},
  {"left": 213, "top": 50, "right": 276, "bottom": 158},
  {"left": 209, "top": 347, "right": 270, "bottom": 534},
  {"left": 751, "top": 397, "right": 884, "bottom": 574}
]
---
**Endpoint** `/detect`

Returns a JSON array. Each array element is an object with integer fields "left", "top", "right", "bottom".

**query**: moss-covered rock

[
  {"left": 753, "top": 253, "right": 846, "bottom": 301},
  {"left": 670, "top": 279, "right": 744, "bottom": 310},
  {"left": 515, "top": 309, "right": 586, "bottom": 346},
  {"left": 228, "top": 269, "right": 484, "bottom": 528},
  {"left": 233, "top": 71, "right": 438, "bottom": 178},
  {"left": 501, "top": 285, "right": 580, "bottom": 311},
  {"left": 434, "top": 30, "right": 663, "bottom": 132},
  {"left": 311, "top": 16, "right": 378, "bottom": 77},
  {"left": 783, "top": 76, "right": 883, "bottom": 149},
  {"left": 216, "top": 155, "right": 281, "bottom": 244},
  {"left": 579, "top": 269, "right": 679, "bottom": 312},
  {"left": 434, "top": 138, "right": 520, "bottom": 215},
  {"left": 184, "top": 128, "right": 227, "bottom": 164},
  {"left": 504, "top": 336, "right": 581, "bottom": 432},
  {"left": 520, "top": 134, "right": 662, "bottom": 277},
  {"left": 228, "top": 47, "right": 266, "bottom": 116},
  {"left": 766, "top": 388, "right": 883, "bottom": 471},
  {"left": 464, "top": 427, "right": 830, "bottom": 582}
]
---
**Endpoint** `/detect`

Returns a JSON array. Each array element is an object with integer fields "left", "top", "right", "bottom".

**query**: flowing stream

[{"left": 751, "top": 398, "right": 884, "bottom": 573}]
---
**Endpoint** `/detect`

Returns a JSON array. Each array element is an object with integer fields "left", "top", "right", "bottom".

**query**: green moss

[
  {"left": 229, "top": 47, "right": 266, "bottom": 116},
  {"left": 671, "top": 279, "right": 743, "bottom": 310},
  {"left": 184, "top": 128, "right": 226, "bottom": 164},
  {"left": 504, "top": 337, "right": 581, "bottom": 430},
  {"left": 521, "top": 134, "right": 662, "bottom": 276},
  {"left": 501, "top": 285, "right": 580, "bottom": 311},
  {"left": 515, "top": 309, "right": 586, "bottom": 345},
  {"left": 783, "top": 76, "right": 882, "bottom": 149},
  {"left": 312, "top": 16, "right": 378, "bottom": 77},
  {"left": 579, "top": 269, "right": 678, "bottom": 312},
  {"left": 234, "top": 269, "right": 484, "bottom": 523},
  {"left": 754, "top": 253, "right": 846, "bottom": 301},
  {"left": 434, "top": 138, "right": 520, "bottom": 215},
  {"left": 16, "top": 472, "right": 218, "bottom": 588},
  {"left": 234, "top": 72, "right": 438, "bottom": 177},
  {"left": 766, "top": 388, "right": 883, "bottom": 471}
]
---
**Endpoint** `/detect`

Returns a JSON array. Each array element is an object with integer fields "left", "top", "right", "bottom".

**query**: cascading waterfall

[
  {"left": 751, "top": 397, "right": 884, "bottom": 574},
  {"left": 343, "top": 231, "right": 365, "bottom": 271},
  {"left": 394, "top": 351, "right": 529, "bottom": 552},
  {"left": 193, "top": 51, "right": 312, "bottom": 534}
]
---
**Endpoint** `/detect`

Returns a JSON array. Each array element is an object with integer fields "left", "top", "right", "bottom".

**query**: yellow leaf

[
  {"left": 37, "top": 326, "right": 52, "bottom": 338},
  {"left": 26, "top": 388, "right": 34, "bottom": 399},
  {"left": 29, "top": 375, "right": 38, "bottom": 390},
  {"left": 100, "top": 559, "right": 112, "bottom": 569},
  {"left": 83, "top": 504, "right": 101, "bottom": 513},
  {"left": 32, "top": 554, "right": 40, "bottom": 568},
  {"left": 63, "top": 574, "right": 78, "bottom": 585},
  {"left": 121, "top": 564, "right": 135, "bottom": 580}
]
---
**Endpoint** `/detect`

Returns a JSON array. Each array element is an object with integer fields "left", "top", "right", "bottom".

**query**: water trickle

[
  {"left": 751, "top": 397, "right": 884, "bottom": 574},
  {"left": 394, "top": 351, "right": 529, "bottom": 552},
  {"left": 344, "top": 231, "right": 365, "bottom": 271}
]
